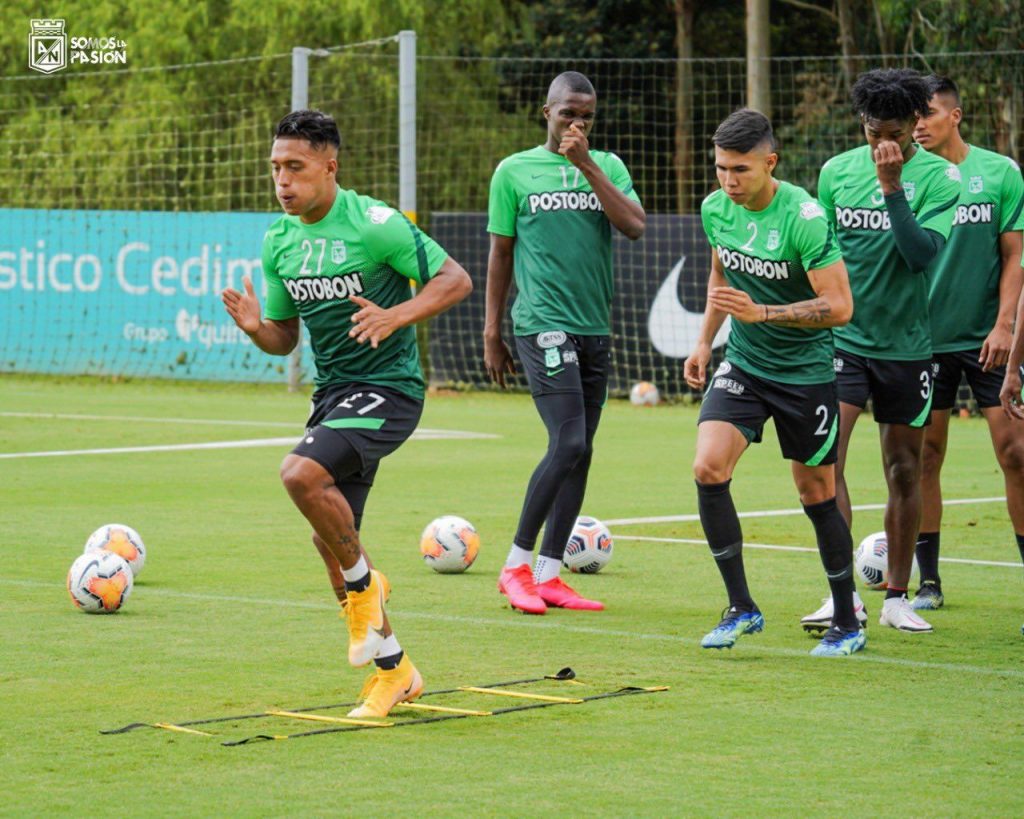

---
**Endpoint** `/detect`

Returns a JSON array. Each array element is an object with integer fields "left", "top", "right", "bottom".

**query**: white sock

[
  {"left": 341, "top": 555, "right": 369, "bottom": 584},
  {"left": 505, "top": 544, "right": 533, "bottom": 569},
  {"left": 375, "top": 634, "right": 401, "bottom": 658},
  {"left": 533, "top": 555, "right": 561, "bottom": 584}
]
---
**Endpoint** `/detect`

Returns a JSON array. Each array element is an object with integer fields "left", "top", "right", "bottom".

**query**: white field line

[
  {"left": 0, "top": 429, "right": 497, "bottom": 460},
  {"left": 613, "top": 534, "right": 1023, "bottom": 568},
  {"left": 3, "top": 577, "right": 1021, "bottom": 681},
  {"left": 0, "top": 411, "right": 301, "bottom": 428},
  {"left": 605, "top": 496, "right": 1008, "bottom": 527}
]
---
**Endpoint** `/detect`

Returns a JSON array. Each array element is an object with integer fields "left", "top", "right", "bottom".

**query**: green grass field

[{"left": 2, "top": 374, "right": 1022, "bottom": 816}]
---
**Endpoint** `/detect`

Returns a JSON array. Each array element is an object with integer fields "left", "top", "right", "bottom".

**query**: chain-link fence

[{"left": 2, "top": 43, "right": 1021, "bottom": 405}]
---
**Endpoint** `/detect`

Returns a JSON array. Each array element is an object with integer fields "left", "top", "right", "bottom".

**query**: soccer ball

[
  {"left": 563, "top": 516, "right": 613, "bottom": 573},
  {"left": 419, "top": 516, "right": 480, "bottom": 573},
  {"left": 67, "top": 550, "right": 134, "bottom": 613},
  {"left": 854, "top": 531, "right": 918, "bottom": 590},
  {"left": 84, "top": 523, "right": 146, "bottom": 577},
  {"left": 630, "top": 381, "right": 660, "bottom": 406}
]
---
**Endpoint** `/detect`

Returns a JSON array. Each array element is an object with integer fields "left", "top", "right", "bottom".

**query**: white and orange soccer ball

[
  {"left": 67, "top": 550, "right": 134, "bottom": 613},
  {"left": 84, "top": 523, "right": 146, "bottom": 578},
  {"left": 855, "top": 531, "right": 918, "bottom": 590},
  {"left": 563, "top": 516, "right": 613, "bottom": 574},
  {"left": 419, "top": 515, "right": 481, "bottom": 573},
  {"left": 629, "top": 381, "right": 660, "bottom": 406}
]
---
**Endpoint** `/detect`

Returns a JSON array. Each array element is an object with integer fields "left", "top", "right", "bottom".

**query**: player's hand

[
  {"left": 221, "top": 275, "right": 262, "bottom": 334},
  {"left": 349, "top": 295, "right": 399, "bottom": 348},
  {"left": 683, "top": 342, "right": 712, "bottom": 390},
  {"left": 873, "top": 140, "right": 905, "bottom": 195},
  {"left": 558, "top": 122, "right": 590, "bottom": 167},
  {"left": 708, "top": 287, "right": 763, "bottom": 323},
  {"left": 980, "top": 325, "right": 1012, "bottom": 371},
  {"left": 484, "top": 335, "right": 516, "bottom": 388},
  {"left": 999, "top": 368, "right": 1024, "bottom": 420}
]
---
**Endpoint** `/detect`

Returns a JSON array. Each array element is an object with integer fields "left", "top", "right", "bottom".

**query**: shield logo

[
  {"left": 969, "top": 175, "right": 984, "bottom": 194},
  {"left": 29, "top": 19, "right": 66, "bottom": 75},
  {"left": 902, "top": 181, "right": 916, "bottom": 201},
  {"left": 766, "top": 229, "right": 781, "bottom": 251},
  {"left": 331, "top": 240, "right": 346, "bottom": 265}
]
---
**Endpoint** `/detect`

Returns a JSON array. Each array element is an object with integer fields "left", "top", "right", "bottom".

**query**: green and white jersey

[
  {"left": 818, "top": 144, "right": 961, "bottom": 360},
  {"left": 262, "top": 186, "right": 447, "bottom": 400},
  {"left": 927, "top": 146, "right": 1024, "bottom": 352},
  {"left": 487, "top": 145, "right": 641, "bottom": 336},
  {"left": 701, "top": 181, "right": 843, "bottom": 385}
]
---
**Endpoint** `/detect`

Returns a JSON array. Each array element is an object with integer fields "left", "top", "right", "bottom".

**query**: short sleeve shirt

[
  {"left": 487, "top": 146, "right": 640, "bottom": 336},
  {"left": 701, "top": 180, "right": 843, "bottom": 384},
  {"left": 262, "top": 187, "right": 447, "bottom": 399}
]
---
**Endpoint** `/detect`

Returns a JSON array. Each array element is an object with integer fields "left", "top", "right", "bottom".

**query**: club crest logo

[
  {"left": 902, "top": 181, "right": 916, "bottom": 201},
  {"left": 29, "top": 19, "right": 66, "bottom": 74},
  {"left": 969, "top": 175, "right": 984, "bottom": 194},
  {"left": 765, "top": 229, "right": 781, "bottom": 251},
  {"left": 331, "top": 240, "right": 346, "bottom": 264}
]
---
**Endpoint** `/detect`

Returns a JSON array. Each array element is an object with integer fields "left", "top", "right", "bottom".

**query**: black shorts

[
  {"left": 515, "top": 332, "right": 610, "bottom": 406},
  {"left": 932, "top": 349, "right": 1018, "bottom": 411},
  {"left": 835, "top": 350, "right": 932, "bottom": 427},
  {"left": 291, "top": 383, "right": 422, "bottom": 500},
  {"left": 698, "top": 361, "right": 839, "bottom": 466}
]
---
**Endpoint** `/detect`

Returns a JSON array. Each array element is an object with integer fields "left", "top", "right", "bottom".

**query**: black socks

[
  {"left": 804, "top": 497, "right": 858, "bottom": 631},
  {"left": 915, "top": 531, "right": 941, "bottom": 585},
  {"left": 697, "top": 480, "right": 756, "bottom": 611}
]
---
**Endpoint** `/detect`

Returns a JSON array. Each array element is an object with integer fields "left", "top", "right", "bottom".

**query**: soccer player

[
  {"left": 484, "top": 71, "right": 645, "bottom": 614},
  {"left": 684, "top": 109, "right": 863, "bottom": 656},
  {"left": 221, "top": 110, "right": 472, "bottom": 716},
  {"left": 910, "top": 76, "right": 1024, "bottom": 612},
  {"left": 810, "top": 69, "right": 961, "bottom": 633}
]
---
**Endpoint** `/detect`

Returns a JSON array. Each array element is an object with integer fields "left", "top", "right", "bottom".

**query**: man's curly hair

[{"left": 851, "top": 69, "right": 930, "bottom": 122}]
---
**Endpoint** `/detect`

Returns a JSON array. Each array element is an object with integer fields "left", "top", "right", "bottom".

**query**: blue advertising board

[{"left": 0, "top": 209, "right": 314, "bottom": 382}]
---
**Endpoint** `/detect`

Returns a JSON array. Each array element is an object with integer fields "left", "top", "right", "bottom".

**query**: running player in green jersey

[
  {"left": 811, "top": 69, "right": 961, "bottom": 634},
  {"left": 484, "top": 71, "right": 645, "bottom": 615},
  {"left": 911, "top": 76, "right": 1024, "bottom": 614},
  {"left": 221, "top": 110, "right": 472, "bottom": 716},
  {"left": 683, "top": 110, "right": 862, "bottom": 656}
]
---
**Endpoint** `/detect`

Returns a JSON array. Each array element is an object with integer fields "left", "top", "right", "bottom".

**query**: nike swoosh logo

[
  {"left": 710, "top": 548, "right": 731, "bottom": 558},
  {"left": 531, "top": 173, "right": 546, "bottom": 179},
  {"left": 647, "top": 254, "right": 730, "bottom": 358},
  {"left": 826, "top": 569, "right": 850, "bottom": 580},
  {"left": 546, "top": 368, "right": 565, "bottom": 377}
]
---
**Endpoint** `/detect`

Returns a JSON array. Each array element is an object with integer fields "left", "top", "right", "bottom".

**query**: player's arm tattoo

[{"left": 764, "top": 298, "right": 833, "bottom": 327}]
